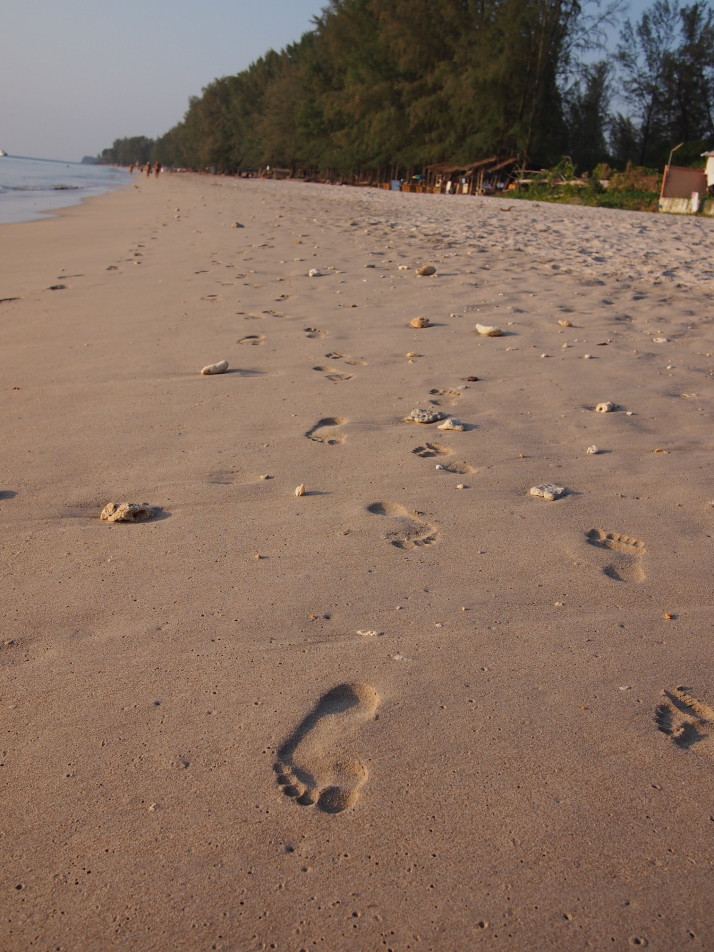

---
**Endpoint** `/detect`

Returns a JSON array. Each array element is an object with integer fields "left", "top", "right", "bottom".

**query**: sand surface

[{"left": 1, "top": 174, "right": 713, "bottom": 951}]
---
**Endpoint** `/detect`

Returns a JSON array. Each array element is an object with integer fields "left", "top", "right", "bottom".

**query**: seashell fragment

[
  {"left": 409, "top": 316, "right": 430, "bottom": 328},
  {"left": 437, "top": 417, "right": 466, "bottom": 431},
  {"left": 558, "top": 319, "right": 573, "bottom": 327},
  {"left": 415, "top": 265, "right": 436, "bottom": 276},
  {"left": 475, "top": 323, "right": 503, "bottom": 337},
  {"left": 529, "top": 484, "right": 566, "bottom": 501},
  {"left": 307, "top": 268, "right": 322, "bottom": 277},
  {"left": 100, "top": 502, "right": 161, "bottom": 523},
  {"left": 230, "top": 221, "right": 244, "bottom": 228},
  {"left": 405, "top": 407, "right": 446, "bottom": 424},
  {"left": 586, "top": 445, "right": 600, "bottom": 455},
  {"left": 357, "top": 630, "right": 382, "bottom": 637},
  {"left": 595, "top": 401, "right": 617, "bottom": 412},
  {"left": 294, "top": 484, "right": 306, "bottom": 497},
  {"left": 201, "top": 360, "right": 229, "bottom": 375}
]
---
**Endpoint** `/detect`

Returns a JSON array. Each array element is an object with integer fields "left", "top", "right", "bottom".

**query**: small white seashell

[
  {"left": 100, "top": 502, "right": 161, "bottom": 523},
  {"left": 437, "top": 417, "right": 466, "bottom": 431},
  {"left": 435, "top": 464, "right": 445, "bottom": 470},
  {"left": 595, "top": 401, "right": 616, "bottom": 413},
  {"left": 294, "top": 484, "right": 306, "bottom": 497},
  {"left": 540, "top": 353, "right": 549, "bottom": 358},
  {"left": 586, "top": 445, "right": 600, "bottom": 455},
  {"left": 456, "top": 483, "right": 466, "bottom": 490},
  {"left": 398, "top": 265, "right": 409, "bottom": 271},
  {"left": 529, "top": 483, "right": 566, "bottom": 501},
  {"left": 357, "top": 630, "right": 381, "bottom": 637},
  {"left": 652, "top": 337, "right": 668, "bottom": 343},
  {"left": 259, "top": 474, "right": 272, "bottom": 480},
  {"left": 475, "top": 323, "right": 503, "bottom": 337},
  {"left": 415, "top": 265, "right": 436, "bottom": 276},
  {"left": 307, "top": 268, "right": 322, "bottom": 277},
  {"left": 405, "top": 407, "right": 446, "bottom": 424},
  {"left": 200, "top": 360, "right": 229, "bottom": 375},
  {"left": 409, "top": 316, "right": 430, "bottom": 328},
  {"left": 583, "top": 354, "right": 593, "bottom": 359}
]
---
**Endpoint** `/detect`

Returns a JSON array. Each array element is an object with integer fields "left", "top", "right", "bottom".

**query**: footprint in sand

[
  {"left": 313, "top": 366, "right": 354, "bottom": 383},
  {"left": 304, "top": 327, "right": 327, "bottom": 339},
  {"left": 238, "top": 333, "right": 265, "bottom": 346},
  {"left": 586, "top": 529, "right": 646, "bottom": 582},
  {"left": 429, "top": 388, "right": 462, "bottom": 406},
  {"left": 305, "top": 417, "right": 347, "bottom": 445},
  {"left": 325, "top": 351, "right": 368, "bottom": 366},
  {"left": 275, "top": 683, "right": 380, "bottom": 813},
  {"left": 412, "top": 442, "right": 453, "bottom": 459},
  {"left": 366, "top": 501, "right": 438, "bottom": 549},
  {"left": 655, "top": 687, "right": 714, "bottom": 758}
]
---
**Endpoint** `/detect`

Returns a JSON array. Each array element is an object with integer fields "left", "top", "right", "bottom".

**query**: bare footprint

[
  {"left": 586, "top": 529, "right": 646, "bottom": 582},
  {"left": 313, "top": 366, "right": 354, "bottom": 383},
  {"left": 305, "top": 327, "right": 327, "bottom": 339},
  {"left": 429, "top": 388, "right": 462, "bottom": 406},
  {"left": 325, "top": 351, "right": 368, "bottom": 366},
  {"left": 238, "top": 334, "right": 265, "bottom": 346},
  {"left": 655, "top": 687, "right": 714, "bottom": 758},
  {"left": 412, "top": 442, "right": 453, "bottom": 458},
  {"left": 305, "top": 417, "right": 347, "bottom": 445},
  {"left": 366, "top": 501, "right": 438, "bottom": 549},
  {"left": 275, "top": 683, "right": 379, "bottom": 813}
]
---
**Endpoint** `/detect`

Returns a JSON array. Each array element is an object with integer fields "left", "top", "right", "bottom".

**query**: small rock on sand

[
  {"left": 475, "top": 324, "right": 503, "bottom": 337},
  {"left": 595, "top": 401, "right": 617, "bottom": 413},
  {"left": 529, "top": 484, "right": 566, "bottom": 501},
  {"left": 201, "top": 360, "right": 229, "bottom": 375},
  {"left": 405, "top": 407, "right": 447, "bottom": 424},
  {"left": 409, "top": 317, "right": 430, "bottom": 328},
  {"left": 438, "top": 417, "right": 466, "bottom": 431},
  {"left": 100, "top": 502, "right": 161, "bottom": 523},
  {"left": 415, "top": 265, "right": 436, "bottom": 276}
]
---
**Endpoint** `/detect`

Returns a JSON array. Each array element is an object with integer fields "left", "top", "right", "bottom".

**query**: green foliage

[
  {"left": 100, "top": 136, "right": 154, "bottom": 166},
  {"left": 511, "top": 159, "right": 661, "bottom": 210},
  {"left": 100, "top": 1, "right": 714, "bottom": 188}
]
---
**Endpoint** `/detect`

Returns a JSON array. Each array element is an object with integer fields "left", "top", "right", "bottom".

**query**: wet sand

[{"left": 1, "top": 173, "right": 713, "bottom": 951}]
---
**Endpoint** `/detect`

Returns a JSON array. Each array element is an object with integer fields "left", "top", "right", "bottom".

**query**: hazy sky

[{"left": 1, "top": 0, "right": 652, "bottom": 163}]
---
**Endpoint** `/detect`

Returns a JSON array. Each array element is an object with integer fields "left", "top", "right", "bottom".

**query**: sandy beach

[{"left": 1, "top": 173, "right": 713, "bottom": 951}]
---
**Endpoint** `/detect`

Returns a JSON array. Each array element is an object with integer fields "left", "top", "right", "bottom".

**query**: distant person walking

[
  {"left": 145, "top": 162, "right": 152, "bottom": 177},
  {"left": 154, "top": 162, "right": 161, "bottom": 177}
]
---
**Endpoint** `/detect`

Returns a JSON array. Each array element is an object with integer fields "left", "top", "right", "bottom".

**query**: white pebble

[
  {"left": 200, "top": 359, "right": 229, "bottom": 375},
  {"left": 586, "top": 445, "right": 600, "bottom": 455},
  {"left": 529, "top": 483, "right": 566, "bottom": 501},
  {"left": 295, "top": 484, "right": 306, "bottom": 497}
]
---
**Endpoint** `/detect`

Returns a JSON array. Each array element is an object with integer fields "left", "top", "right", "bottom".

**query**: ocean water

[{"left": 0, "top": 154, "right": 130, "bottom": 224}]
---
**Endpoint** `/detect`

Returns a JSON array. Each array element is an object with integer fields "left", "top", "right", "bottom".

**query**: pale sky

[{"left": 1, "top": 0, "right": 652, "bottom": 163}]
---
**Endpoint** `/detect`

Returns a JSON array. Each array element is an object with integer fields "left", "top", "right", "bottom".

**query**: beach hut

[{"left": 659, "top": 150, "right": 711, "bottom": 214}]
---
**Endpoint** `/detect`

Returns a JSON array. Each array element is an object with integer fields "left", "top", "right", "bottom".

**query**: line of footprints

[
  {"left": 275, "top": 681, "right": 712, "bottom": 815},
  {"left": 279, "top": 431, "right": 707, "bottom": 812}
]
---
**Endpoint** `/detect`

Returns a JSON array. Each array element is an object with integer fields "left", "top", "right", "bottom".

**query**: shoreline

[{"left": 2, "top": 173, "right": 712, "bottom": 951}]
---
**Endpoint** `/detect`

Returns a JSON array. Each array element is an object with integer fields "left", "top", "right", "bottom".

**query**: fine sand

[{"left": 2, "top": 174, "right": 713, "bottom": 951}]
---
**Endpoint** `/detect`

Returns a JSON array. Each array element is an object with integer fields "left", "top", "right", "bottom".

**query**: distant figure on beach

[
  {"left": 129, "top": 163, "right": 135, "bottom": 174},
  {"left": 145, "top": 163, "right": 152, "bottom": 177},
  {"left": 154, "top": 162, "right": 161, "bottom": 177}
]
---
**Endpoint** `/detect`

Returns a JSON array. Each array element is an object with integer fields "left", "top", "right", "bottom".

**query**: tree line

[{"left": 99, "top": 0, "right": 714, "bottom": 177}]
